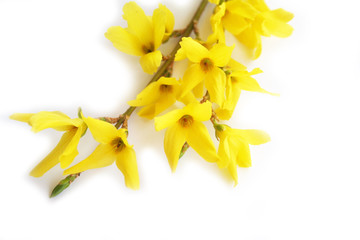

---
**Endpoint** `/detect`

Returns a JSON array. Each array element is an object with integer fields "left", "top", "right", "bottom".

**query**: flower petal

[
  {"left": 59, "top": 123, "right": 87, "bottom": 169},
  {"left": 129, "top": 76, "right": 179, "bottom": 108},
  {"left": 225, "top": 0, "right": 259, "bottom": 19},
  {"left": 154, "top": 108, "right": 184, "bottom": 131},
  {"left": 179, "top": 37, "right": 209, "bottom": 63},
  {"left": 116, "top": 147, "right": 140, "bottom": 190},
  {"left": 232, "top": 129, "right": 271, "bottom": 145},
  {"left": 183, "top": 101, "right": 212, "bottom": 122},
  {"left": 160, "top": 4, "right": 175, "bottom": 39},
  {"left": 216, "top": 76, "right": 241, "bottom": 120},
  {"left": 263, "top": 18, "right": 294, "bottom": 38},
  {"left": 247, "top": 0, "right": 270, "bottom": 12},
  {"left": 128, "top": 81, "right": 162, "bottom": 107},
  {"left": 222, "top": 12, "right": 249, "bottom": 35},
  {"left": 193, "top": 81, "right": 205, "bottom": 98},
  {"left": 268, "top": 8, "right": 294, "bottom": 23},
  {"left": 30, "top": 130, "right": 76, "bottom": 177},
  {"left": 29, "top": 111, "right": 78, "bottom": 132},
  {"left": 138, "top": 94, "right": 176, "bottom": 119},
  {"left": 164, "top": 124, "right": 187, "bottom": 172},
  {"left": 236, "top": 26, "right": 262, "bottom": 59},
  {"left": 217, "top": 133, "right": 231, "bottom": 168},
  {"left": 174, "top": 47, "right": 187, "bottom": 61},
  {"left": 236, "top": 25, "right": 260, "bottom": 49},
  {"left": 122, "top": 2, "right": 153, "bottom": 46},
  {"left": 227, "top": 161, "right": 239, "bottom": 185},
  {"left": 152, "top": 6, "right": 166, "bottom": 49},
  {"left": 236, "top": 142, "right": 252, "bottom": 168},
  {"left": 83, "top": 117, "right": 118, "bottom": 144},
  {"left": 139, "top": 50, "right": 162, "bottom": 74},
  {"left": 63, "top": 144, "right": 116, "bottom": 175},
  {"left": 227, "top": 58, "right": 247, "bottom": 71},
  {"left": 10, "top": 113, "right": 34, "bottom": 123},
  {"left": 105, "top": 26, "right": 144, "bottom": 56},
  {"left": 205, "top": 67, "right": 227, "bottom": 106},
  {"left": 137, "top": 104, "right": 157, "bottom": 119},
  {"left": 185, "top": 121, "right": 219, "bottom": 163},
  {"left": 215, "top": 108, "right": 233, "bottom": 120},
  {"left": 180, "top": 63, "right": 206, "bottom": 99},
  {"left": 207, "top": 4, "right": 226, "bottom": 44},
  {"left": 209, "top": 43, "right": 234, "bottom": 67},
  {"left": 178, "top": 91, "right": 198, "bottom": 105},
  {"left": 232, "top": 70, "right": 278, "bottom": 96}
]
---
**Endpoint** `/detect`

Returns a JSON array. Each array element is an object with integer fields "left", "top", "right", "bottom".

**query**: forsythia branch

[{"left": 50, "top": 0, "right": 209, "bottom": 198}]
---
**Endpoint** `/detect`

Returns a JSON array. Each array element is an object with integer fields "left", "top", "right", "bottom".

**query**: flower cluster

[{"left": 11, "top": 0, "right": 293, "bottom": 197}]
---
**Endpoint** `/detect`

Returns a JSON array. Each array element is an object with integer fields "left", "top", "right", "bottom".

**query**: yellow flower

[
  {"left": 216, "top": 58, "right": 278, "bottom": 120},
  {"left": 154, "top": 101, "right": 219, "bottom": 172},
  {"left": 208, "top": 0, "right": 293, "bottom": 58},
  {"left": 216, "top": 125, "right": 270, "bottom": 185},
  {"left": 10, "top": 111, "right": 87, "bottom": 177},
  {"left": 64, "top": 116, "right": 139, "bottom": 190},
  {"left": 237, "top": 0, "right": 294, "bottom": 58},
  {"left": 207, "top": 0, "right": 258, "bottom": 45},
  {"left": 128, "top": 77, "right": 180, "bottom": 119},
  {"left": 175, "top": 37, "right": 234, "bottom": 106},
  {"left": 105, "top": 2, "right": 174, "bottom": 74}
]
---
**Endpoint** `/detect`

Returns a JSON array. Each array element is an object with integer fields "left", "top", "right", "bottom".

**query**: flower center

[
  {"left": 159, "top": 84, "right": 173, "bottom": 93},
  {"left": 200, "top": 58, "right": 214, "bottom": 72},
  {"left": 142, "top": 43, "right": 155, "bottom": 54},
  {"left": 112, "top": 137, "right": 126, "bottom": 152},
  {"left": 179, "top": 115, "right": 194, "bottom": 128}
]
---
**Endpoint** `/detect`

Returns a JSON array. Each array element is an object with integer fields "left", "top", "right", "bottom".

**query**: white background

[{"left": 1, "top": 0, "right": 360, "bottom": 239}]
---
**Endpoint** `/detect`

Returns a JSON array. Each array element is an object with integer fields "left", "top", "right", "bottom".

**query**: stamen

[
  {"left": 142, "top": 43, "right": 155, "bottom": 54},
  {"left": 200, "top": 58, "right": 214, "bottom": 72},
  {"left": 112, "top": 137, "right": 126, "bottom": 151},
  {"left": 179, "top": 115, "right": 194, "bottom": 128},
  {"left": 159, "top": 84, "right": 173, "bottom": 93}
]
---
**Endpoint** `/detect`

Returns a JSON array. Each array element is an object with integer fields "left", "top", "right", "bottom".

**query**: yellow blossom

[
  {"left": 208, "top": 0, "right": 293, "bottom": 58},
  {"left": 10, "top": 111, "right": 87, "bottom": 177},
  {"left": 128, "top": 77, "right": 180, "bottom": 119},
  {"left": 154, "top": 101, "right": 219, "bottom": 172},
  {"left": 175, "top": 37, "right": 234, "bottom": 106},
  {"left": 64, "top": 116, "right": 139, "bottom": 190},
  {"left": 216, "top": 58, "right": 278, "bottom": 120},
  {"left": 207, "top": 0, "right": 258, "bottom": 45},
  {"left": 105, "top": 2, "right": 174, "bottom": 74},
  {"left": 216, "top": 125, "right": 270, "bottom": 185}
]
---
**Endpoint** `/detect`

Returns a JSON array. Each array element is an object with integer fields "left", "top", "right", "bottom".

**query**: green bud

[
  {"left": 50, "top": 174, "right": 80, "bottom": 198},
  {"left": 78, "top": 107, "right": 83, "bottom": 119},
  {"left": 214, "top": 123, "right": 225, "bottom": 132},
  {"left": 179, "top": 142, "right": 190, "bottom": 159}
]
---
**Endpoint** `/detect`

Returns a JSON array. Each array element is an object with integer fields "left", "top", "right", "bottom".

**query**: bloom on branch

[
  {"left": 208, "top": 0, "right": 293, "bottom": 58},
  {"left": 128, "top": 77, "right": 180, "bottom": 119},
  {"left": 154, "top": 101, "right": 219, "bottom": 172},
  {"left": 10, "top": 111, "right": 87, "bottom": 177},
  {"left": 105, "top": 2, "right": 174, "bottom": 74},
  {"left": 207, "top": 0, "right": 258, "bottom": 44},
  {"left": 216, "top": 125, "right": 270, "bottom": 185},
  {"left": 175, "top": 37, "right": 234, "bottom": 106},
  {"left": 64, "top": 116, "right": 139, "bottom": 190}
]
